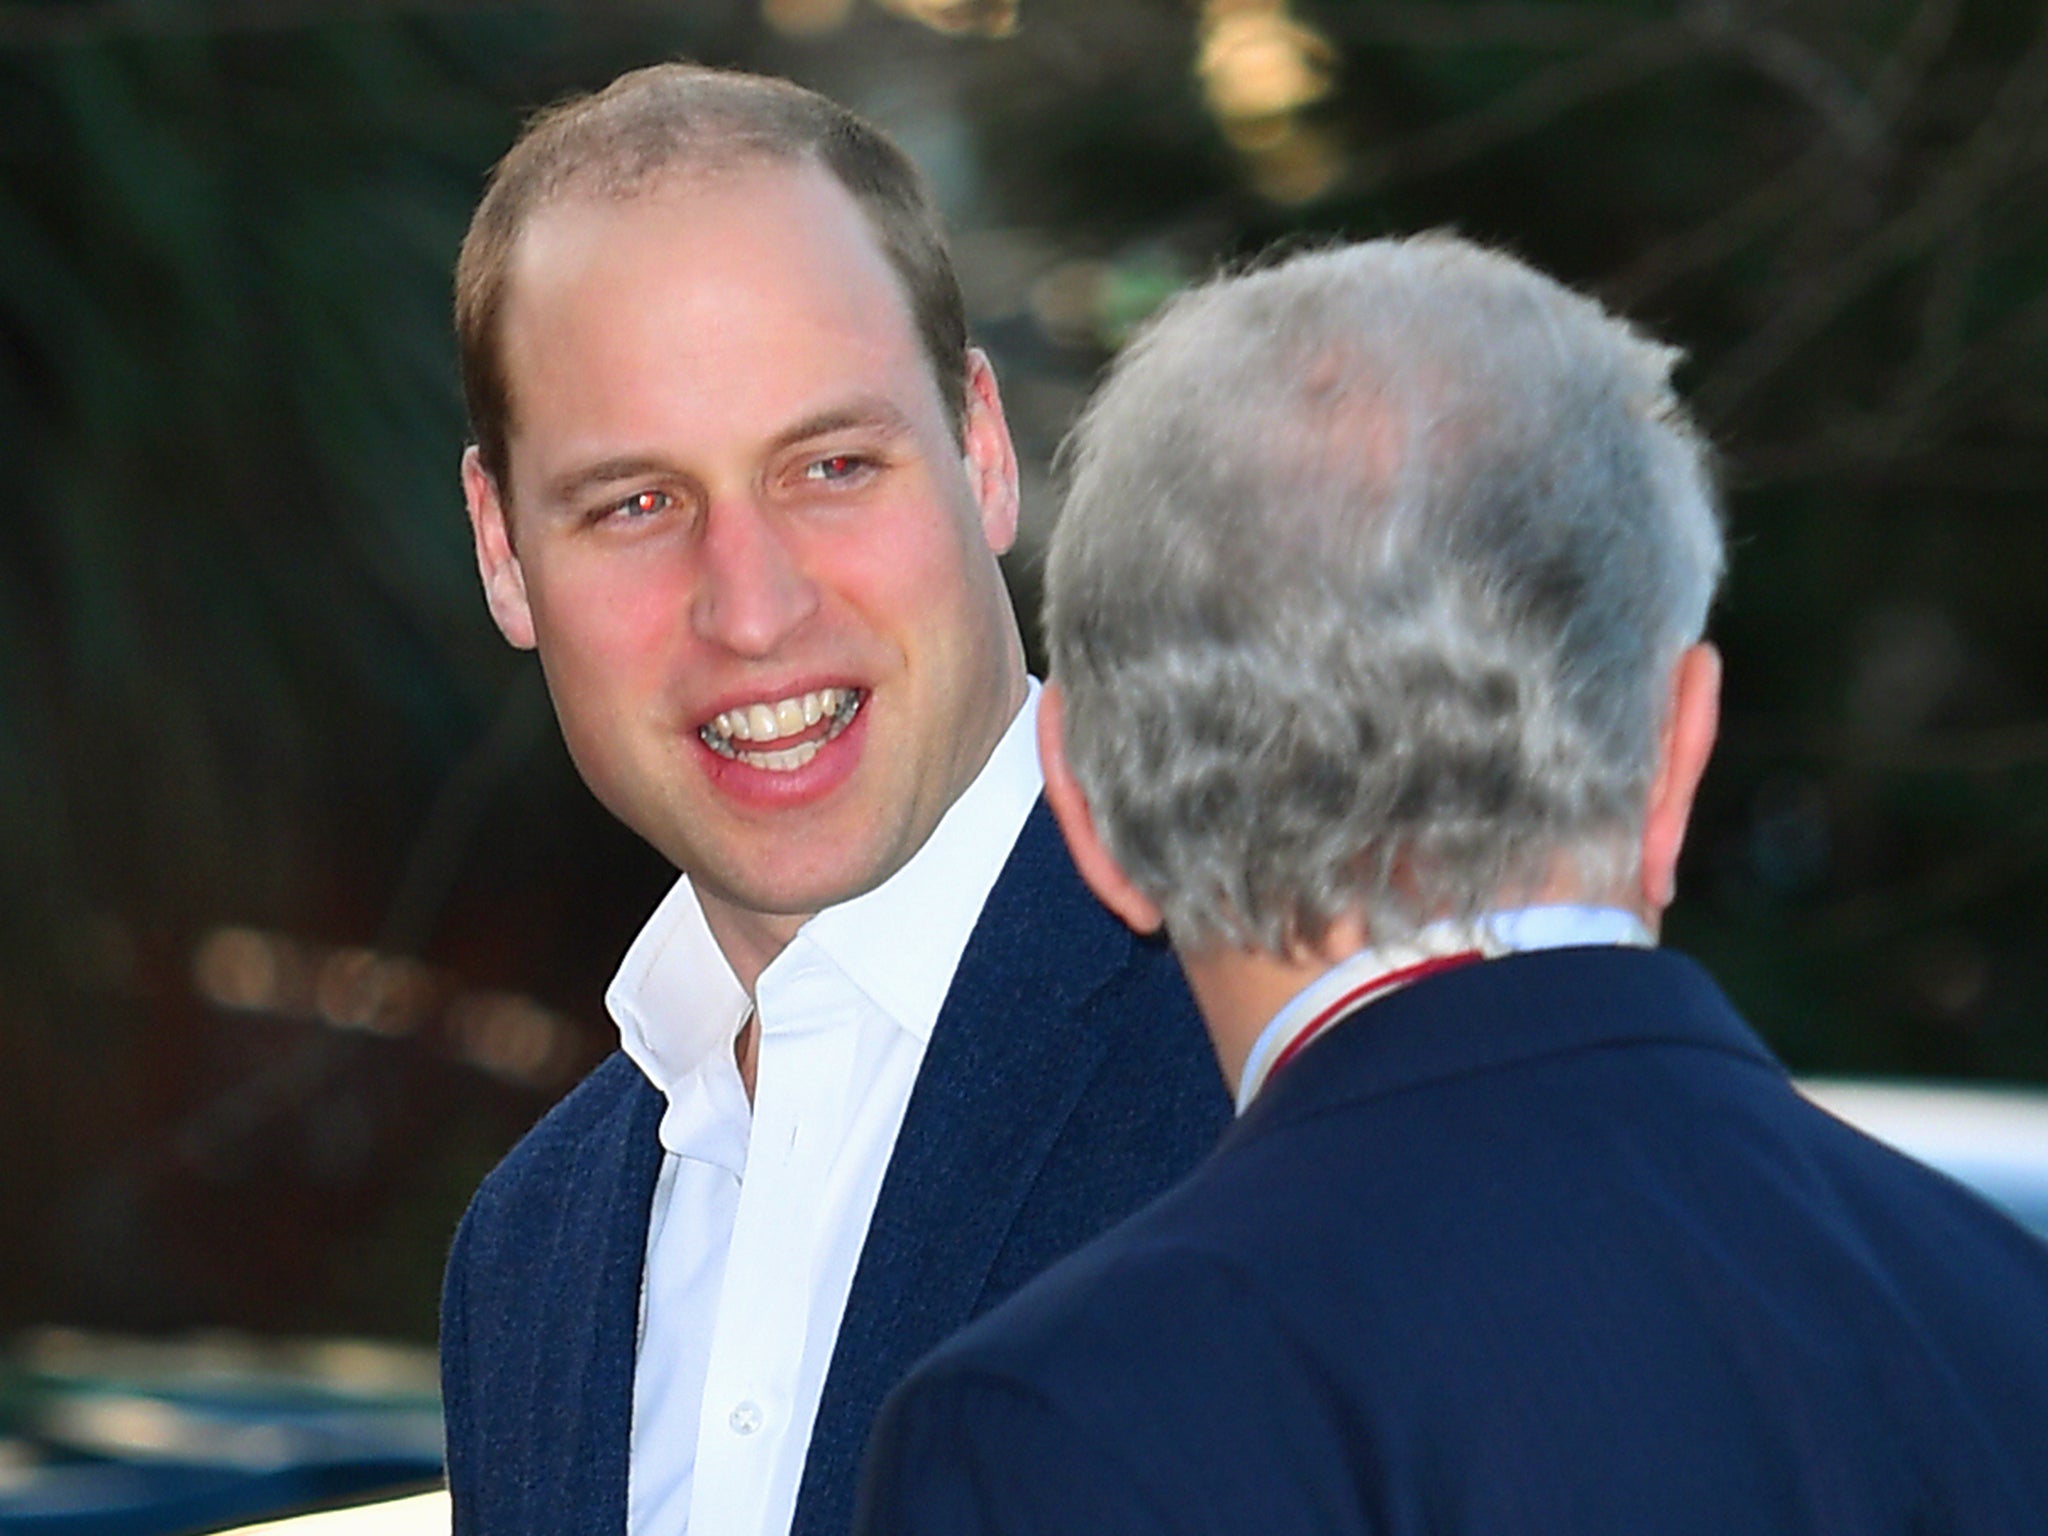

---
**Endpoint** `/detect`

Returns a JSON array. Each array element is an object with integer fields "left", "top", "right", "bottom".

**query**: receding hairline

[
  {"left": 493, "top": 123, "right": 830, "bottom": 231},
  {"left": 470, "top": 137, "right": 871, "bottom": 358},
  {"left": 495, "top": 148, "right": 886, "bottom": 304},
  {"left": 475, "top": 64, "right": 862, "bottom": 217}
]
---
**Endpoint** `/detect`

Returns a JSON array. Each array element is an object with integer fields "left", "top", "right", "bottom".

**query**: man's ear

[
  {"left": 961, "top": 348, "right": 1021, "bottom": 557},
  {"left": 1640, "top": 642, "right": 1721, "bottom": 916},
  {"left": 462, "top": 445, "right": 537, "bottom": 651},
  {"left": 1039, "top": 683, "right": 1165, "bottom": 936}
]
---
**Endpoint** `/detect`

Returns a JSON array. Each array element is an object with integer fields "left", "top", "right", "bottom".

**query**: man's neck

[
  {"left": 691, "top": 898, "right": 797, "bottom": 1103},
  {"left": 698, "top": 896, "right": 810, "bottom": 998},
  {"left": 1177, "top": 933, "right": 1367, "bottom": 1096}
]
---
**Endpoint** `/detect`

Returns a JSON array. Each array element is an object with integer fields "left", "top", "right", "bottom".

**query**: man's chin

[{"left": 686, "top": 832, "right": 919, "bottom": 933}]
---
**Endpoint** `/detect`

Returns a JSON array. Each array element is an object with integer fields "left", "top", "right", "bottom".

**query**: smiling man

[{"left": 439, "top": 64, "right": 1227, "bottom": 1536}]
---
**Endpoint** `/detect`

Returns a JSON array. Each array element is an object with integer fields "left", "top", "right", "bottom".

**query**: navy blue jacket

[
  {"left": 439, "top": 800, "right": 1230, "bottom": 1536},
  {"left": 858, "top": 945, "right": 2048, "bottom": 1536}
]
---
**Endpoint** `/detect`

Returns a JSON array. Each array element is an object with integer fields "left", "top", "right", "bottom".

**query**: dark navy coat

[
  {"left": 858, "top": 945, "right": 2048, "bottom": 1536},
  {"left": 439, "top": 800, "right": 1230, "bottom": 1536}
]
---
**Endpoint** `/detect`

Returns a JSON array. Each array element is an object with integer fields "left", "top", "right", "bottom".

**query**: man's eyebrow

[
  {"left": 534, "top": 399, "right": 919, "bottom": 505},
  {"left": 540, "top": 456, "right": 675, "bottom": 507},
  {"left": 772, "top": 397, "right": 918, "bottom": 450}
]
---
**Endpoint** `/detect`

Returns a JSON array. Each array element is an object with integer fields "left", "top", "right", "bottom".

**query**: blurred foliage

[
  {"left": 3, "top": 0, "right": 2048, "bottom": 1340},
  {"left": 0, "top": 2, "right": 739, "bottom": 1340},
  {"left": 947, "top": 0, "right": 2048, "bottom": 1082}
]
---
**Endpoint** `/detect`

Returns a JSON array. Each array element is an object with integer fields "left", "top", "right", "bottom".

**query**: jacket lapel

[
  {"left": 790, "top": 799, "right": 1137, "bottom": 1535},
  {"left": 521, "top": 1060, "right": 665, "bottom": 1535}
]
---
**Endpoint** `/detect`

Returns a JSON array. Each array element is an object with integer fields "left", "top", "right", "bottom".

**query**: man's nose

[{"left": 690, "top": 496, "right": 820, "bottom": 657}]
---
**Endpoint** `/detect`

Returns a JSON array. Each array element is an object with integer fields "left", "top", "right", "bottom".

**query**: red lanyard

[{"left": 1259, "top": 950, "right": 1484, "bottom": 1090}]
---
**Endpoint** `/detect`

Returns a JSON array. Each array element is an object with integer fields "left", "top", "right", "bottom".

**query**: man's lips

[{"left": 698, "top": 686, "right": 864, "bottom": 772}]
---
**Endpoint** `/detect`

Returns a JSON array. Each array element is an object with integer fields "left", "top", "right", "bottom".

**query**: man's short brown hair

[{"left": 455, "top": 62, "right": 970, "bottom": 492}]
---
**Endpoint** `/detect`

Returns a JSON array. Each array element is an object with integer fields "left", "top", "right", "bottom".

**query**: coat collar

[{"left": 1232, "top": 945, "right": 1781, "bottom": 1148}]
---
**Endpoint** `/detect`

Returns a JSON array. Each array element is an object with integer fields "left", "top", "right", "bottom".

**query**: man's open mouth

[{"left": 698, "top": 687, "right": 864, "bottom": 771}]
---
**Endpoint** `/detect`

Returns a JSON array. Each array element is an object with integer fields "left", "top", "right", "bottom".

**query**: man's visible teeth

[
  {"left": 713, "top": 688, "right": 851, "bottom": 745},
  {"left": 748, "top": 739, "right": 822, "bottom": 772},
  {"left": 699, "top": 687, "right": 863, "bottom": 769}
]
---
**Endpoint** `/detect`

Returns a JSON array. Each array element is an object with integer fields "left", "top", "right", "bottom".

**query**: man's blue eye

[
  {"left": 619, "top": 490, "right": 668, "bottom": 517},
  {"left": 808, "top": 455, "right": 863, "bottom": 481}
]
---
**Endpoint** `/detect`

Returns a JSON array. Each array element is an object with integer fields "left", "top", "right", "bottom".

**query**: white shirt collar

[
  {"left": 608, "top": 873, "right": 750, "bottom": 1122},
  {"left": 607, "top": 681, "right": 1043, "bottom": 1108},
  {"left": 1235, "top": 904, "right": 1655, "bottom": 1113}
]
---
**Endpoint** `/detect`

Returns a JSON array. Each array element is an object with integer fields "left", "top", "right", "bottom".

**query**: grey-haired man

[{"left": 856, "top": 234, "right": 2048, "bottom": 1535}]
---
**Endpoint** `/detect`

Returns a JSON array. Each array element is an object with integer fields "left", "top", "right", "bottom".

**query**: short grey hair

[{"left": 1046, "top": 233, "right": 1724, "bottom": 954}]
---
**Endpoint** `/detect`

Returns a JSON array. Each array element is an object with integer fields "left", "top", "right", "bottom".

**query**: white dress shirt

[{"left": 610, "top": 683, "right": 1043, "bottom": 1536}]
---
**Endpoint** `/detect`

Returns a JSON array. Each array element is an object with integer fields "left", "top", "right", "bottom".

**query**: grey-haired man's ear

[
  {"left": 1637, "top": 643, "right": 1721, "bottom": 921},
  {"left": 1038, "top": 682, "right": 1165, "bottom": 939}
]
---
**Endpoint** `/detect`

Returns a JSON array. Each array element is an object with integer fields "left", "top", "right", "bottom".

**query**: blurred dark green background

[{"left": 6, "top": 0, "right": 2047, "bottom": 1344}]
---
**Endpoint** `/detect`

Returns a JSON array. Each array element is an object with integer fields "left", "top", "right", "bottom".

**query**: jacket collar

[{"left": 1232, "top": 945, "right": 1780, "bottom": 1146}]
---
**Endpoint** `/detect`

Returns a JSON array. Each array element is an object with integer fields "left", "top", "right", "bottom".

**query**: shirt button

[{"left": 728, "top": 1400, "right": 763, "bottom": 1436}]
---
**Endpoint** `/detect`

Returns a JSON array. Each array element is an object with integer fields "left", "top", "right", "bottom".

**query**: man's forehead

[
  {"left": 510, "top": 154, "right": 851, "bottom": 279},
  {"left": 495, "top": 158, "right": 923, "bottom": 389}
]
